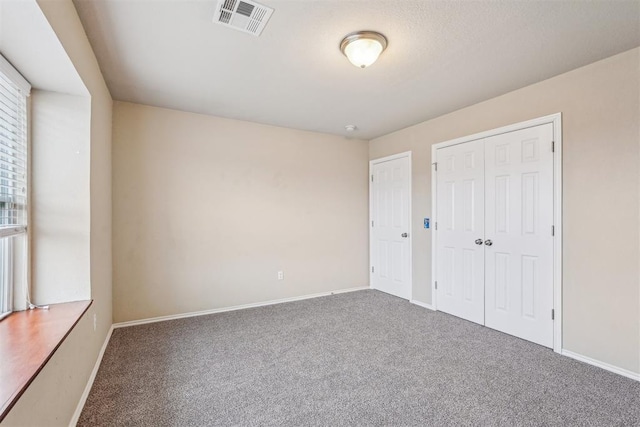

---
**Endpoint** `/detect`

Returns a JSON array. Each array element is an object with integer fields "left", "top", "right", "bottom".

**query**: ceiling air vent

[{"left": 213, "top": 0, "right": 274, "bottom": 36}]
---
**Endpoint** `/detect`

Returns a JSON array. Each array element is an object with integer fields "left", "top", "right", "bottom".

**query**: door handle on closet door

[
  {"left": 475, "top": 239, "right": 483, "bottom": 245},
  {"left": 401, "top": 233, "right": 408, "bottom": 238},
  {"left": 484, "top": 239, "right": 493, "bottom": 246}
]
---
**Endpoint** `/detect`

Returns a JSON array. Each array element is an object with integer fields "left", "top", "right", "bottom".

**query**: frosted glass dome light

[{"left": 340, "top": 31, "right": 388, "bottom": 69}]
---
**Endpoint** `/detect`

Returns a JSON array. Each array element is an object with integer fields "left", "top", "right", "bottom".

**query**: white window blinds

[{"left": 0, "top": 55, "right": 30, "bottom": 239}]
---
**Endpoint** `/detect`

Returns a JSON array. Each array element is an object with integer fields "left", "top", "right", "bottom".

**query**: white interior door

[
  {"left": 435, "top": 140, "right": 485, "bottom": 324},
  {"left": 484, "top": 124, "right": 554, "bottom": 348},
  {"left": 371, "top": 155, "right": 411, "bottom": 300}
]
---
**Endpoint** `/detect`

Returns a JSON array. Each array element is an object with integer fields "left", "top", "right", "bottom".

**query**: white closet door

[
  {"left": 436, "top": 140, "right": 485, "bottom": 324},
  {"left": 484, "top": 123, "right": 554, "bottom": 348},
  {"left": 371, "top": 156, "right": 411, "bottom": 300}
]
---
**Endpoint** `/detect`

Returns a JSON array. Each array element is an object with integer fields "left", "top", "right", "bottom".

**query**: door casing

[
  {"left": 431, "top": 114, "right": 563, "bottom": 353},
  {"left": 369, "top": 151, "right": 413, "bottom": 301}
]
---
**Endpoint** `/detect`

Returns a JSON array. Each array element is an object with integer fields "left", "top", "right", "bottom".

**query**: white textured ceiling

[
  {"left": 0, "top": 0, "right": 86, "bottom": 96},
  {"left": 73, "top": 0, "right": 640, "bottom": 140}
]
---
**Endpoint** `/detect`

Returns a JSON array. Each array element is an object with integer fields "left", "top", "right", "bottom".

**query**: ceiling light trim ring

[{"left": 340, "top": 31, "right": 388, "bottom": 54}]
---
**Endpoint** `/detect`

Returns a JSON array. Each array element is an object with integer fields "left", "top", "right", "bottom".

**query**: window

[{"left": 0, "top": 54, "right": 30, "bottom": 321}]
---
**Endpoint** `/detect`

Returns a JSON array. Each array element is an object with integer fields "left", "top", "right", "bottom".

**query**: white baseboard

[
  {"left": 562, "top": 349, "right": 639, "bottom": 382},
  {"left": 410, "top": 299, "right": 435, "bottom": 311},
  {"left": 113, "top": 286, "right": 370, "bottom": 329},
  {"left": 69, "top": 325, "right": 114, "bottom": 426}
]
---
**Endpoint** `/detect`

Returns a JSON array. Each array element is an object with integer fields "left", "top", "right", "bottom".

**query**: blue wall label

[{"left": 424, "top": 218, "right": 430, "bottom": 229}]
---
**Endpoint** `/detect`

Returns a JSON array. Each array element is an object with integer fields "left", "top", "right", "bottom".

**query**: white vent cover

[{"left": 214, "top": 0, "right": 274, "bottom": 36}]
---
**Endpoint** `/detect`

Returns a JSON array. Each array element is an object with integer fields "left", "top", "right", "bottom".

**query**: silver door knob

[
  {"left": 475, "top": 239, "right": 483, "bottom": 245},
  {"left": 401, "top": 233, "right": 408, "bottom": 238},
  {"left": 484, "top": 239, "right": 493, "bottom": 246}
]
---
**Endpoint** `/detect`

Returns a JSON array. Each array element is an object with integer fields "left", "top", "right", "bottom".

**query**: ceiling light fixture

[
  {"left": 345, "top": 125, "right": 357, "bottom": 132},
  {"left": 340, "top": 31, "right": 388, "bottom": 69}
]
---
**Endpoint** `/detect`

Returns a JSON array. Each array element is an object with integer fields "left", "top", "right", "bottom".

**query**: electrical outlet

[
  {"left": 277, "top": 271, "right": 284, "bottom": 280},
  {"left": 93, "top": 313, "right": 97, "bottom": 331}
]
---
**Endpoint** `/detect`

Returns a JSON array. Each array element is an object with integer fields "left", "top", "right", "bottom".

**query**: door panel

[
  {"left": 371, "top": 156, "right": 411, "bottom": 299},
  {"left": 484, "top": 123, "right": 554, "bottom": 348},
  {"left": 436, "top": 141, "right": 484, "bottom": 324}
]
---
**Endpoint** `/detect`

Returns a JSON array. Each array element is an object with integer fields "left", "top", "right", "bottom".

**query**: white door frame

[
  {"left": 369, "top": 151, "right": 413, "bottom": 300},
  {"left": 431, "top": 113, "right": 563, "bottom": 353}
]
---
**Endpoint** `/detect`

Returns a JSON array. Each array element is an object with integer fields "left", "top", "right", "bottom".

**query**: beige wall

[
  {"left": 370, "top": 48, "right": 640, "bottom": 374},
  {"left": 3, "top": 0, "right": 113, "bottom": 425},
  {"left": 31, "top": 90, "right": 91, "bottom": 304},
  {"left": 112, "top": 102, "right": 369, "bottom": 323}
]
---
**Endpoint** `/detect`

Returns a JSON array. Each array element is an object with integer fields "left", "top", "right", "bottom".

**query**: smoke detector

[{"left": 213, "top": 0, "right": 274, "bottom": 36}]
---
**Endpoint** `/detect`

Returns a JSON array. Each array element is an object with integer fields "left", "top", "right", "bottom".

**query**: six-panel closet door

[
  {"left": 435, "top": 140, "right": 485, "bottom": 324},
  {"left": 435, "top": 123, "right": 554, "bottom": 348},
  {"left": 484, "top": 124, "right": 554, "bottom": 348}
]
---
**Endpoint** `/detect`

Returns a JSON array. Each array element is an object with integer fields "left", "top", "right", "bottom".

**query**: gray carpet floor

[{"left": 79, "top": 290, "right": 640, "bottom": 426}]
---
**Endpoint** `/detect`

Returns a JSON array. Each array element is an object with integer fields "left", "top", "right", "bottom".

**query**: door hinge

[
  {"left": 371, "top": 220, "right": 374, "bottom": 227},
  {"left": 371, "top": 266, "right": 374, "bottom": 273},
  {"left": 435, "top": 222, "right": 438, "bottom": 231},
  {"left": 551, "top": 309, "right": 555, "bottom": 320},
  {"left": 433, "top": 162, "right": 438, "bottom": 172},
  {"left": 371, "top": 175, "right": 374, "bottom": 182},
  {"left": 552, "top": 225, "right": 555, "bottom": 236},
  {"left": 552, "top": 141, "right": 555, "bottom": 153},
  {"left": 435, "top": 281, "right": 438, "bottom": 290}
]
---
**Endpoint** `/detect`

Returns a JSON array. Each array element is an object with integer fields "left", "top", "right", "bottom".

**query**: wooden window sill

[{"left": 0, "top": 300, "right": 92, "bottom": 422}]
